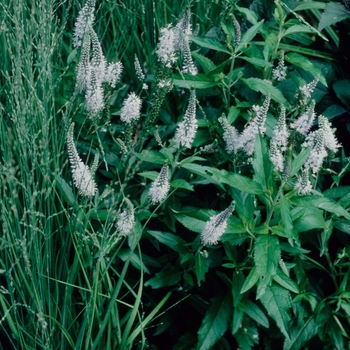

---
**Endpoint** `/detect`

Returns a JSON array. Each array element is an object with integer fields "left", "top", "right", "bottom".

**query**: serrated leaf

[
  {"left": 235, "top": 4, "right": 258, "bottom": 24},
  {"left": 242, "top": 299, "right": 269, "bottom": 328},
  {"left": 174, "top": 209, "right": 213, "bottom": 234},
  {"left": 285, "top": 52, "right": 327, "bottom": 86},
  {"left": 171, "top": 179, "right": 194, "bottom": 191},
  {"left": 241, "top": 78, "right": 287, "bottom": 105},
  {"left": 292, "top": 207, "right": 325, "bottom": 232},
  {"left": 238, "top": 56, "right": 272, "bottom": 68},
  {"left": 273, "top": 269, "right": 299, "bottom": 294},
  {"left": 197, "top": 294, "right": 232, "bottom": 350},
  {"left": 283, "top": 317, "right": 319, "bottom": 350},
  {"left": 260, "top": 284, "right": 291, "bottom": 339},
  {"left": 241, "top": 267, "right": 259, "bottom": 294},
  {"left": 192, "top": 51, "right": 216, "bottom": 74},
  {"left": 147, "top": 230, "right": 190, "bottom": 255},
  {"left": 254, "top": 235, "right": 281, "bottom": 282},
  {"left": 318, "top": 2, "right": 350, "bottom": 31},
  {"left": 134, "top": 150, "right": 166, "bottom": 164},
  {"left": 144, "top": 265, "right": 181, "bottom": 288},
  {"left": 291, "top": 195, "right": 350, "bottom": 220},
  {"left": 189, "top": 35, "right": 230, "bottom": 54},
  {"left": 324, "top": 186, "right": 350, "bottom": 199},
  {"left": 234, "top": 319, "right": 259, "bottom": 350}
]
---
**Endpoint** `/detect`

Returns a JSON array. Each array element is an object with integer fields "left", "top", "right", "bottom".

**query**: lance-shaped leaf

[
  {"left": 260, "top": 284, "right": 292, "bottom": 339},
  {"left": 197, "top": 294, "right": 232, "bottom": 350},
  {"left": 254, "top": 235, "right": 281, "bottom": 286}
]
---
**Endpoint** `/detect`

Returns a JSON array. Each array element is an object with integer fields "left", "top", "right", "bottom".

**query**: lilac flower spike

[{"left": 201, "top": 204, "right": 235, "bottom": 245}]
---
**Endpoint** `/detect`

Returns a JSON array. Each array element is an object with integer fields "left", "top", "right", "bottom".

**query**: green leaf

[
  {"left": 241, "top": 78, "right": 287, "bottom": 105},
  {"left": 285, "top": 52, "right": 327, "bottom": 86},
  {"left": 324, "top": 186, "right": 350, "bottom": 199},
  {"left": 232, "top": 271, "right": 245, "bottom": 307},
  {"left": 237, "top": 56, "right": 272, "bottom": 68},
  {"left": 67, "top": 48, "right": 77, "bottom": 65},
  {"left": 280, "top": 193, "right": 294, "bottom": 241},
  {"left": 333, "top": 80, "right": 350, "bottom": 109},
  {"left": 334, "top": 220, "right": 350, "bottom": 234},
  {"left": 55, "top": 175, "right": 76, "bottom": 206},
  {"left": 182, "top": 163, "right": 264, "bottom": 194},
  {"left": 283, "top": 317, "right": 319, "bottom": 350},
  {"left": 147, "top": 230, "right": 190, "bottom": 255},
  {"left": 263, "top": 33, "right": 278, "bottom": 61},
  {"left": 260, "top": 284, "right": 291, "bottom": 339},
  {"left": 170, "top": 179, "right": 194, "bottom": 191},
  {"left": 242, "top": 299, "right": 270, "bottom": 328},
  {"left": 289, "top": 148, "right": 311, "bottom": 178},
  {"left": 318, "top": 2, "right": 350, "bottom": 31},
  {"left": 195, "top": 252, "right": 210, "bottom": 286},
  {"left": 134, "top": 150, "right": 166, "bottom": 164},
  {"left": 235, "top": 5, "right": 258, "bottom": 24},
  {"left": 234, "top": 318, "right": 259, "bottom": 350},
  {"left": 241, "top": 266, "right": 259, "bottom": 294},
  {"left": 232, "top": 189, "right": 255, "bottom": 226},
  {"left": 174, "top": 209, "right": 213, "bottom": 234},
  {"left": 320, "top": 219, "right": 333, "bottom": 256},
  {"left": 192, "top": 51, "right": 216, "bottom": 74},
  {"left": 172, "top": 73, "right": 218, "bottom": 89},
  {"left": 254, "top": 235, "right": 281, "bottom": 282},
  {"left": 273, "top": 269, "right": 299, "bottom": 294},
  {"left": 197, "top": 294, "right": 232, "bottom": 350},
  {"left": 118, "top": 250, "right": 150, "bottom": 274},
  {"left": 144, "top": 265, "right": 181, "bottom": 288},
  {"left": 290, "top": 195, "right": 350, "bottom": 220},
  {"left": 237, "top": 20, "right": 264, "bottom": 51},
  {"left": 292, "top": 207, "right": 325, "bottom": 232},
  {"left": 283, "top": 24, "right": 315, "bottom": 37},
  {"left": 252, "top": 134, "right": 273, "bottom": 193},
  {"left": 137, "top": 171, "right": 159, "bottom": 181},
  {"left": 189, "top": 35, "right": 230, "bottom": 54},
  {"left": 232, "top": 304, "right": 244, "bottom": 335}
]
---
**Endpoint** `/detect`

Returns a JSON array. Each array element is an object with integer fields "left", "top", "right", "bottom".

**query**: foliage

[{"left": 1, "top": 0, "right": 350, "bottom": 349}]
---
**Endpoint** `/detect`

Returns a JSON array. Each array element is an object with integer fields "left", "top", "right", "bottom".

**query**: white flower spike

[
  {"left": 66, "top": 123, "right": 97, "bottom": 197},
  {"left": 201, "top": 204, "right": 235, "bottom": 245},
  {"left": 149, "top": 165, "right": 170, "bottom": 204}
]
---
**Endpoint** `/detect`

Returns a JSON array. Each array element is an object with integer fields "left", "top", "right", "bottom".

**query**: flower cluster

[
  {"left": 272, "top": 52, "right": 287, "bottom": 81},
  {"left": 116, "top": 199, "right": 135, "bottom": 236},
  {"left": 299, "top": 76, "right": 319, "bottom": 101},
  {"left": 269, "top": 105, "right": 289, "bottom": 172},
  {"left": 156, "top": 10, "right": 197, "bottom": 75},
  {"left": 149, "top": 165, "right": 170, "bottom": 204},
  {"left": 74, "top": 1, "right": 123, "bottom": 114},
  {"left": 220, "top": 94, "right": 271, "bottom": 156},
  {"left": 66, "top": 123, "right": 97, "bottom": 197},
  {"left": 290, "top": 100, "right": 316, "bottom": 136},
  {"left": 174, "top": 90, "right": 197, "bottom": 149},
  {"left": 294, "top": 168, "right": 312, "bottom": 195},
  {"left": 201, "top": 204, "right": 235, "bottom": 245},
  {"left": 302, "top": 115, "right": 340, "bottom": 174},
  {"left": 120, "top": 92, "right": 142, "bottom": 124}
]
